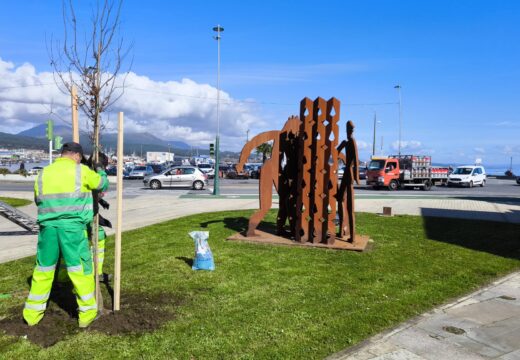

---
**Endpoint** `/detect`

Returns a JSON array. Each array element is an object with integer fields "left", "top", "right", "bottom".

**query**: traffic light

[
  {"left": 54, "top": 136, "right": 63, "bottom": 150},
  {"left": 209, "top": 143, "right": 215, "bottom": 157},
  {"left": 46, "top": 120, "right": 53, "bottom": 141}
]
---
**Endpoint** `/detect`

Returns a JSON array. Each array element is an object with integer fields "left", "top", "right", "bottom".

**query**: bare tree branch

[{"left": 49, "top": 0, "right": 132, "bottom": 146}]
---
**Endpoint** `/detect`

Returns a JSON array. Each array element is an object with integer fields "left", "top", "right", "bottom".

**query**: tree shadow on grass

[{"left": 421, "top": 210, "right": 520, "bottom": 260}]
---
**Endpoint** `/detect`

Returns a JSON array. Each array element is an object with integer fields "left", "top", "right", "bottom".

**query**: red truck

[{"left": 366, "top": 155, "right": 449, "bottom": 191}]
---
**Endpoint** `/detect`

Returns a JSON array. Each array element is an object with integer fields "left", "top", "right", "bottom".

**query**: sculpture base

[{"left": 227, "top": 230, "right": 371, "bottom": 252}]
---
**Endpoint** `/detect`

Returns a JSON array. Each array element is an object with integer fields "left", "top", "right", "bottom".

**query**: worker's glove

[
  {"left": 94, "top": 162, "right": 106, "bottom": 172},
  {"left": 99, "top": 198, "right": 110, "bottom": 210}
]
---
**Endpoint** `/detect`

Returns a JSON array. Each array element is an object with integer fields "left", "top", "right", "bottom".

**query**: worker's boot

[{"left": 79, "top": 312, "right": 100, "bottom": 328}]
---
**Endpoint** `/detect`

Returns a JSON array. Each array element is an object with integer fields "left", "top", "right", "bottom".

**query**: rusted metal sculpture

[
  {"left": 233, "top": 97, "right": 367, "bottom": 250},
  {"left": 336, "top": 120, "right": 360, "bottom": 242},
  {"left": 236, "top": 116, "right": 300, "bottom": 237},
  {"left": 295, "top": 97, "right": 340, "bottom": 244}
]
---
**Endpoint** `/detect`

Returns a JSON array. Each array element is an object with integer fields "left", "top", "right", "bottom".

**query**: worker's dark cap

[{"left": 61, "top": 142, "right": 84, "bottom": 155}]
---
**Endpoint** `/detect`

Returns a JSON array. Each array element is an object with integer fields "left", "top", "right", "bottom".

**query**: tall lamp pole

[
  {"left": 371, "top": 112, "right": 381, "bottom": 157},
  {"left": 394, "top": 84, "right": 402, "bottom": 156},
  {"left": 213, "top": 24, "right": 224, "bottom": 195}
]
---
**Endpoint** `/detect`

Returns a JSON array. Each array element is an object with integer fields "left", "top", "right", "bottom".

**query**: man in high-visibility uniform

[{"left": 23, "top": 142, "right": 109, "bottom": 328}]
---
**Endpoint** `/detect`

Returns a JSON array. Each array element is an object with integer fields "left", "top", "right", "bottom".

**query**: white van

[{"left": 447, "top": 165, "right": 486, "bottom": 188}]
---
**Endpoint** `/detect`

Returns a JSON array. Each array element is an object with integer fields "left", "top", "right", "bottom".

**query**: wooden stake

[
  {"left": 114, "top": 111, "right": 124, "bottom": 311},
  {"left": 71, "top": 85, "right": 79, "bottom": 143}
]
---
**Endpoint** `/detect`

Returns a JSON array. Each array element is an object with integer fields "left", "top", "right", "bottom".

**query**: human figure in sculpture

[
  {"left": 336, "top": 120, "right": 360, "bottom": 242},
  {"left": 237, "top": 116, "right": 300, "bottom": 237}
]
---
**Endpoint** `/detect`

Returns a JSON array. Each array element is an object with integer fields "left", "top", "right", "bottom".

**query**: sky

[{"left": 0, "top": 0, "right": 519, "bottom": 168}]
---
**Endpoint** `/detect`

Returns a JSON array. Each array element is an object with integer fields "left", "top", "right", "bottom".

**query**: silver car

[{"left": 143, "top": 166, "right": 208, "bottom": 190}]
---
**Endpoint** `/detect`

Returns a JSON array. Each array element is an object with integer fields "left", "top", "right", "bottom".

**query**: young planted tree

[
  {"left": 256, "top": 142, "right": 273, "bottom": 163},
  {"left": 49, "top": 0, "right": 131, "bottom": 313}
]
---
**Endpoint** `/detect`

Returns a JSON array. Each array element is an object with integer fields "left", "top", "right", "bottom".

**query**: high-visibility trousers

[
  {"left": 57, "top": 226, "right": 106, "bottom": 282},
  {"left": 23, "top": 225, "right": 97, "bottom": 327},
  {"left": 94, "top": 227, "right": 106, "bottom": 275}
]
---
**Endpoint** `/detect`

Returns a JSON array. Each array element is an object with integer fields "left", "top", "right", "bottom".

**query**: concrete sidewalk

[{"left": 328, "top": 272, "right": 520, "bottom": 360}]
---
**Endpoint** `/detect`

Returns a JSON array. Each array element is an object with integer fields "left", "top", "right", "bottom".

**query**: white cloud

[
  {"left": 493, "top": 121, "right": 520, "bottom": 128},
  {"left": 356, "top": 140, "right": 369, "bottom": 150},
  {"left": 391, "top": 140, "right": 422, "bottom": 151},
  {"left": 502, "top": 145, "right": 520, "bottom": 155},
  {"left": 473, "top": 147, "right": 485, "bottom": 154},
  {"left": 0, "top": 57, "right": 265, "bottom": 150}
]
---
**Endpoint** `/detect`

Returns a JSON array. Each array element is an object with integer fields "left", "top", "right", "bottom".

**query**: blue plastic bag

[{"left": 190, "top": 231, "right": 215, "bottom": 271}]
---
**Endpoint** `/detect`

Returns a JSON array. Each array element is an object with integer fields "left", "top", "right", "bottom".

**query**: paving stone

[
  {"left": 416, "top": 312, "right": 481, "bottom": 338},
  {"left": 498, "top": 349, "right": 520, "bottom": 360},
  {"left": 444, "top": 333, "right": 505, "bottom": 358},
  {"left": 370, "top": 349, "right": 425, "bottom": 360},
  {"left": 446, "top": 299, "right": 520, "bottom": 325},
  {"left": 367, "top": 342, "right": 403, "bottom": 356},
  {"left": 492, "top": 285, "right": 520, "bottom": 303},
  {"left": 465, "top": 317, "right": 520, "bottom": 354},
  {"left": 389, "top": 327, "right": 487, "bottom": 360},
  {"left": 340, "top": 347, "right": 377, "bottom": 360},
  {"left": 448, "top": 297, "right": 480, "bottom": 310}
]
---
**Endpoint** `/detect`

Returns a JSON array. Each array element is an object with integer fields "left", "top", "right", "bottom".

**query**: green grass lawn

[
  {"left": 0, "top": 197, "right": 31, "bottom": 208},
  {"left": 0, "top": 211, "right": 518, "bottom": 359}
]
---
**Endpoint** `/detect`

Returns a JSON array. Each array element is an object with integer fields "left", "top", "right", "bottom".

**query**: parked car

[
  {"left": 358, "top": 166, "right": 367, "bottom": 180},
  {"left": 148, "top": 164, "right": 165, "bottom": 174},
  {"left": 106, "top": 166, "right": 129, "bottom": 177},
  {"left": 516, "top": 176, "right": 520, "bottom": 185},
  {"left": 447, "top": 165, "right": 486, "bottom": 187},
  {"left": 250, "top": 165, "right": 262, "bottom": 179},
  {"left": 28, "top": 166, "right": 43, "bottom": 175},
  {"left": 128, "top": 165, "right": 153, "bottom": 179},
  {"left": 226, "top": 164, "right": 250, "bottom": 179},
  {"left": 143, "top": 166, "right": 208, "bottom": 190},
  {"left": 197, "top": 164, "right": 213, "bottom": 175},
  {"left": 337, "top": 166, "right": 366, "bottom": 180}
]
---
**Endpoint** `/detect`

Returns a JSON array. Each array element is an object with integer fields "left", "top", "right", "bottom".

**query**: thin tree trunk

[{"left": 93, "top": 41, "right": 103, "bottom": 314}]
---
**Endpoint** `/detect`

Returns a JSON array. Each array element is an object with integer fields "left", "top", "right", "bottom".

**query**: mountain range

[{"left": 1, "top": 124, "right": 208, "bottom": 156}]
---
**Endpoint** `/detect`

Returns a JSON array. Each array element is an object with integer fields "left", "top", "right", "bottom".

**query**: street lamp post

[
  {"left": 394, "top": 84, "right": 402, "bottom": 156},
  {"left": 213, "top": 24, "right": 224, "bottom": 196},
  {"left": 371, "top": 111, "right": 381, "bottom": 157}
]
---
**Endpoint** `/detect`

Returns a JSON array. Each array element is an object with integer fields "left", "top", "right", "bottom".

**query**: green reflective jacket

[{"left": 34, "top": 157, "right": 109, "bottom": 227}]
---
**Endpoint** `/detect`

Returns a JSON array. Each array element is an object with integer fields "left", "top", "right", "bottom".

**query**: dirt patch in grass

[{"left": 0, "top": 286, "right": 183, "bottom": 348}]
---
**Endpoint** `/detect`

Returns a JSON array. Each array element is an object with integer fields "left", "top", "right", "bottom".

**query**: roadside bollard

[{"left": 383, "top": 207, "right": 392, "bottom": 216}]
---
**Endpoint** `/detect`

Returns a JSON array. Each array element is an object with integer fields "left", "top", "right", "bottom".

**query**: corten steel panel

[
  {"left": 277, "top": 116, "right": 301, "bottom": 235},
  {"left": 295, "top": 98, "right": 314, "bottom": 243},
  {"left": 325, "top": 98, "right": 340, "bottom": 244},
  {"left": 312, "top": 97, "right": 327, "bottom": 243}
]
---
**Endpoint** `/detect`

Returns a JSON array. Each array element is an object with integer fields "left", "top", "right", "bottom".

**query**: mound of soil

[{"left": 0, "top": 285, "right": 183, "bottom": 348}]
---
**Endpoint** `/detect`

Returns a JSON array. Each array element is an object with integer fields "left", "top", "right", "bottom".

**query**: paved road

[{"left": 2, "top": 178, "right": 519, "bottom": 200}]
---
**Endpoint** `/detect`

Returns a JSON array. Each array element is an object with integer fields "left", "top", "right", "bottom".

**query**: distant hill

[
  {"left": 18, "top": 124, "right": 72, "bottom": 138},
  {"left": 4, "top": 124, "right": 221, "bottom": 157},
  {"left": 0, "top": 132, "right": 48, "bottom": 149},
  {"left": 163, "top": 140, "right": 191, "bottom": 149}
]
